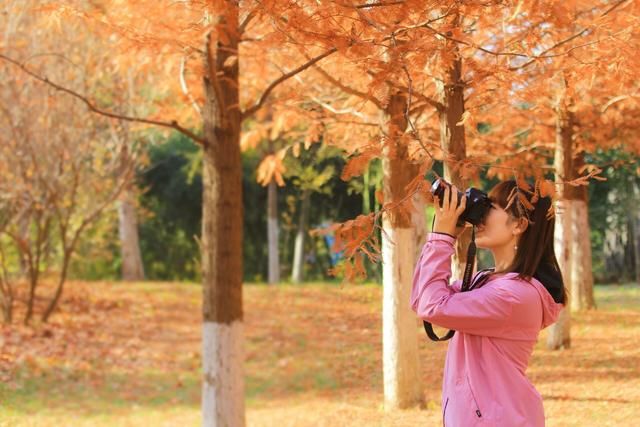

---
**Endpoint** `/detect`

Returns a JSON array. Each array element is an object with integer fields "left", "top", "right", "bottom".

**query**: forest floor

[{"left": 1, "top": 281, "right": 639, "bottom": 426}]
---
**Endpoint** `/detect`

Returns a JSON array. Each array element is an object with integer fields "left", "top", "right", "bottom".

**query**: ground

[{"left": 1, "top": 281, "right": 638, "bottom": 426}]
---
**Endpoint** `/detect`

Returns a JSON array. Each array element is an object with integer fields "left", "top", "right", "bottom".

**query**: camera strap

[{"left": 423, "top": 225, "right": 479, "bottom": 341}]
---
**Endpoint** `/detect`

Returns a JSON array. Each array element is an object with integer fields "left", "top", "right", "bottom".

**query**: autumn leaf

[
  {"left": 256, "top": 154, "right": 286, "bottom": 186},
  {"left": 539, "top": 179, "right": 556, "bottom": 198}
]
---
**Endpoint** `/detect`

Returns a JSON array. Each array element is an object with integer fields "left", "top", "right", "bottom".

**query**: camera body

[{"left": 430, "top": 178, "right": 492, "bottom": 227}]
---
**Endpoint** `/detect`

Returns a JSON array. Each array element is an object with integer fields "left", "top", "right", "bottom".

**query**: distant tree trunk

[
  {"left": 267, "top": 177, "right": 280, "bottom": 284},
  {"left": 604, "top": 189, "right": 624, "bottom": 282},
  {"left": 363, "top": 165, "right": 371, "bottom": 214},
  {"left": 382, "top": 92, "right": 422, "bottom": 410},
  {"left": 436, "top": 52, "right": 472, "bottom": 280},
  {"left": 570, "top": 152, "right": 595, "bottom": 310},
  {"left": 633, "top": 181, "right": 640, "bottom": 285},
  {"left": 548, "top": 73, "right": 575, "bottom": 349},
  {"left": 200, "top": 8, "right": 245, "bottom": 426},
  {"left": 118, "top": 187, "right": 145, "bottom": 281},
  {"left": 291, "top": 188, "right": 310, "bottom": 284}
]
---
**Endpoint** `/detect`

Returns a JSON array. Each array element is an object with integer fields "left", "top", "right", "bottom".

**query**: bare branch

[
  {"left": 311, "top": 63, "right": 383, "bottom": 109},
  {"left": 0, "top": 53, "right": 206, "bottom": 145},
  {"left": 180, "top": 55, "right": 202, "bottom": 117},
  {"left": 240, "top": 7, "right": 258, "bottom": 33},
  {"left": 242, "top": 47, "right": 338, "bottom": 120},
  {"left": 602, "top": 0, "right": 631, "bottom": 16},
  {"left": 355, "top": 1, "right": 404, "bottom": 9}
]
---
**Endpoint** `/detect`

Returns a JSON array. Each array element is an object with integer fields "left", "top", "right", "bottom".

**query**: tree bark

[
  {"left": 548, "top": 198, "right": 573, "bottom": 349},
  {"left": 291, "top": 188, "right": 310, "bottom": 284},
  {"left": 570, "top": 151, "right": 595, "bottom": 310},
  {"left": 412, "top": 192, "right": 427, "bottom": 262},
  {"left": 633, "top": 181, "right": 640, "bottom": 285},
  {"left": 382, "top": 92, "right": 422, "bottom": 410},
  {"left": 201, "top": 6, "right": 245, "bottom": 426},
  {"left": 547, "top": 74, "right": 576, "bottom": 349},
  {"left": 436, "top": 54, "right": 473, "bottom": 280},
  {"left": 118, "top": 187, "right": 145, "bottom": 281}
]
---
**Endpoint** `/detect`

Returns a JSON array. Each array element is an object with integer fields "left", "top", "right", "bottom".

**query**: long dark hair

[{"left": 486, "top": 180, "right": 567, "bottom": 305}]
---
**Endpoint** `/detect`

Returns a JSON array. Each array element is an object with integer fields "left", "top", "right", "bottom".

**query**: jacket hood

[
  {"left": 530, "top": 265, "right": 565, "bottom": 328},
  {"left": 488, "top": 264, "right": 564, "bottom": 328}
]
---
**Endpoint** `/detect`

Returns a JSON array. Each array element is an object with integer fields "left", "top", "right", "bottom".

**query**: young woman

[{"left": 410, "top": 180, "right": 567, "bottom": 427}]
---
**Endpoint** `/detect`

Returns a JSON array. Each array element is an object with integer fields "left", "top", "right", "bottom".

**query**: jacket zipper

[
  {"left": 465, "top": 376, "right": 483, "bottom": 418},
  {"left": 442, "top": 397, "right": 449, "bottom": 426}
]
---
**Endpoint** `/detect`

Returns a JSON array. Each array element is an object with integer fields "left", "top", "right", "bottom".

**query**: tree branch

[
  {"left": 311, "top": 63, "right": 383, "bottom": 109},
  {"left": 242, "top": 47, "right": 338, "bottom": 120},
  {"left": 0, "top": 53, "right": 206, "bottom": 145}
]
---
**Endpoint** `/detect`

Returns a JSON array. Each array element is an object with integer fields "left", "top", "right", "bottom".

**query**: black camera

[{"left": 430, "top": 178, "right": 492, "bottom": 227}]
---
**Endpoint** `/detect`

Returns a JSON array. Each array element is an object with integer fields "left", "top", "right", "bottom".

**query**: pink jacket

[{"left": 410, "top": 232, "right": 563, "bottom": 427}]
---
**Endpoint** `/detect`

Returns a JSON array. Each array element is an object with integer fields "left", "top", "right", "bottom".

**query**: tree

[
  {"left": 0, "top": 1, "right": 136, "bottom": 323},
  {"left": 0, "top": 0, "right": 342, "bottom": 423}
]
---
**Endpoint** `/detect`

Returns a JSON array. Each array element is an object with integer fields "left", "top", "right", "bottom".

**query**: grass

[{"left": 1, "top": 281, "right": 639, "bottom": 426}]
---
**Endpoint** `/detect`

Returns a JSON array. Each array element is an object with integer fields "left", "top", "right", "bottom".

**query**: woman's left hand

[{"left": 433, "top": 184, "right": 467, "bottom": 237}]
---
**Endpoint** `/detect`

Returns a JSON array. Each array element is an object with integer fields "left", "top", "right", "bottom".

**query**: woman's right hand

[{"left": 433, "top": 184, "right": 467, "bottom": 237}]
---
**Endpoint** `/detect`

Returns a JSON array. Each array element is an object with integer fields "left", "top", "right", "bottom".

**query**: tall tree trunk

[
  {"left": 547, "top": 74, "right": 575, "bottom": 350},
  {"left": 118, "top": 187, "right": 145, "bottom": 281},
  {"left": 436, "top": 53, "right": 473, "bottom": 279},
  {"left": 291, "top": 188, "right": 311, "bottom": 284},
  {"left": 549, "top": 199, "right": 573, "bottom": 349},
  {"left": 412, "top": 192, "right": 427, "bottom": 261},
  {"left": 382, "top": 92, "right": 422, "bottom": 410},
  {"left": 267, "top": 177, "right": 280, "bottom": 284},
  {"left": 570, "top": 152, "right": 595, "bottom": 310},
  {"left": 117, "top": 70, "right": 144, "bottom": 282},
  {"left": 201, "top": 6, "right": 245, "bottom": 426}
]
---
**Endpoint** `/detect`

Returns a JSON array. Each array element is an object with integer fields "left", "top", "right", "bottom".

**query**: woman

[{"left": 410, "top": 180, "right": 566, "bottom": 427}]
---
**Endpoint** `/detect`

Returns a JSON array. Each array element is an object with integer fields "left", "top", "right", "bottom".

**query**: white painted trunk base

[
  {"left": 202, "top": 321, "right": 245, "bottom": 427},
  {"left": 547, "top": 199, "right": 572, "bottom": 349},
  {"left": 268, "top": 179, "right": 280, "bottom": 284},
  {"left": 268, "top": 216, "right": 279, "bottom": 284},
  {"left": 382, "top": 225, "right": 422, "bottom": 409}
]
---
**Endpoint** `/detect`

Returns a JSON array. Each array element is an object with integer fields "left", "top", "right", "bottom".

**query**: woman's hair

[{"left": 486, "top": 180, "right": 567, "bottom": 305}]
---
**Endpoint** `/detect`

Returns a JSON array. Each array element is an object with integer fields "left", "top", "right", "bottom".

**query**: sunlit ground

[{"left": 1, "top": 281, "right": 638, "bottom": 426}]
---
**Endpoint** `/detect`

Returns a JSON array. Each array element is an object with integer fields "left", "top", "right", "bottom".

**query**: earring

[{"left": 514, "top": 244, "right": 518, "bottom": 251}]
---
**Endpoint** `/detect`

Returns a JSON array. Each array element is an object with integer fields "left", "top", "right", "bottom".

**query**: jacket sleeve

[{"left": 410, "top": 232, "right": 515, "bottom": 337}]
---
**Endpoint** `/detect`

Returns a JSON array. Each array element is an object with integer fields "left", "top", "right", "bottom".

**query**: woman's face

[{"left": 475, "top": 202, "right": 525, "bottom": 249}]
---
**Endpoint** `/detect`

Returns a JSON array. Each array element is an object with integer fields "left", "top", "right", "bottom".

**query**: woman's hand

[{"left": 433, "top": 184, "right": 467, "bottom": 237}]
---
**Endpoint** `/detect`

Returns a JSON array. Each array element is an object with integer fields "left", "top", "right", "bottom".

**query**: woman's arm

[{"left": 410, "top": 232, "right": 516, "bottom": 337}]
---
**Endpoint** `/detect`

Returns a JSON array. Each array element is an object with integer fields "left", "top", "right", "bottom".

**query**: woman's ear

[{"left": 515, "top": 217, "right": 529, "bottom": 235}]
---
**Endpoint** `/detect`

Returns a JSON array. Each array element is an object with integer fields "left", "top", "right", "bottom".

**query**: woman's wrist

[{"left": 431, "top": 230, "right": 456, "bottom": 239}]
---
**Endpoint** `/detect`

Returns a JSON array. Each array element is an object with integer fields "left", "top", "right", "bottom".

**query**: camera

[{"left": 430, "top": 178, "right": 492, "bottom": 227}]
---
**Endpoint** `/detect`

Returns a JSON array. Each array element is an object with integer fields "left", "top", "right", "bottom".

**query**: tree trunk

[
  {"left": 412, "top": 192, "right": 427, "bottom": 261},
  {"left": 201, "top": 7, "right": 245, "bottom": 426},
  {"left": 570, "top": 151, "right": 595, "bottom": 310},
  {"left": 548, "top": 198, "right": 573, "bottom": 349},
  {"left": 291, "top": 188, "right": 310, "bottom": 284},
  {"left": 633, "top": 181, "right": 640, "bottom": 285},
  {"left": 382, "top": 92, "right": 422, "bottom": 410},
  {"left": 267, "top": 177, "right": 280, "bottom": 285},
  {"left": 547, "top": 74, "right": 575, "bottom": 349},
  {"left": 436, "top": 54, "right": 473, "bottom": 280},
  {"left": 604, "top": 189, "right": 624, "bottom": 282},
  {"left": 118, "top": 187, "right": 145, "bottom": 281},
  {"left": 363, "top": 165, "right": 371, "bottom": 214}
]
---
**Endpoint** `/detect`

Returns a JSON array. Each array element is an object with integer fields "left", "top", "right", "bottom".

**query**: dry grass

[{"left": 1, "top": 281, "right": 638, "bottom": 426}]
